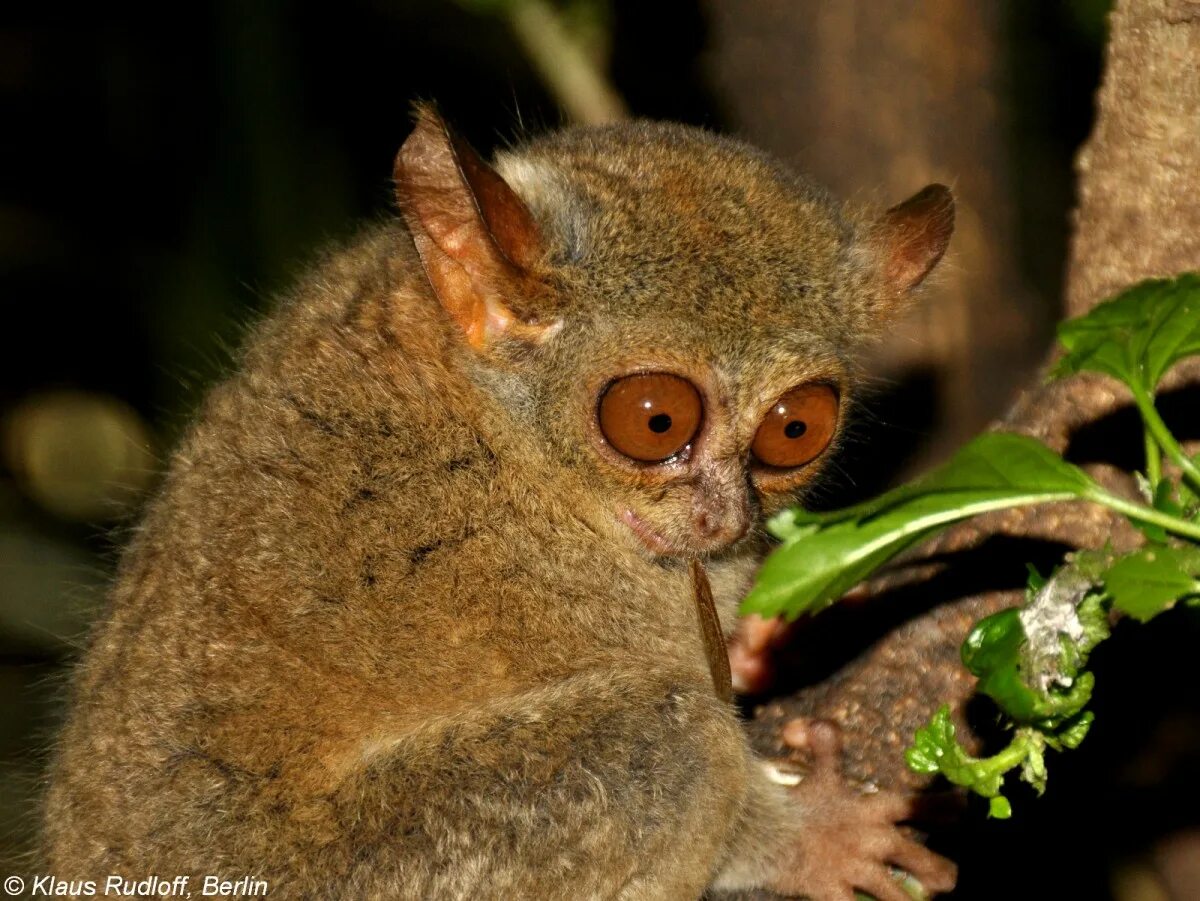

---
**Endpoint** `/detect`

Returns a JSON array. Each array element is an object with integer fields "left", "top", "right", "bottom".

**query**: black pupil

[
  {"left": 784, "top": 420, "right": 807, "bottom": 439},
  {"left": 648, "top": 413, "right": 673, "bottom": 434}
]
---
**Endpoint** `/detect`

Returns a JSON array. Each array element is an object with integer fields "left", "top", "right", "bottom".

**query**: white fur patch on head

[{"left": 494, "top": 155, "right": 590, "bottom": 264}]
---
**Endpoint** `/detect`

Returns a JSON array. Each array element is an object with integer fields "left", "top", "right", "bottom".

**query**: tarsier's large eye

[
  {"left": 751, "top": 384, "right": 839, "bottom": 469},
  {"left": 598, "top": 373, "right": 703, "bottom": 463}
]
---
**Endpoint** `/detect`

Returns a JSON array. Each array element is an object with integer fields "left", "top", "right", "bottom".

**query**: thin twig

[{"left": 505, "top": 0, "right": 628, "bottom": 125}]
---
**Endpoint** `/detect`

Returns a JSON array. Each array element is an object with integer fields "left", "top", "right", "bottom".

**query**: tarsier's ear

[
  {"left": 394, "top": 103, "right": 557, "bottom": 348},
  {"left": 871, "top": 184, "right": 955, "bottom": 300}
]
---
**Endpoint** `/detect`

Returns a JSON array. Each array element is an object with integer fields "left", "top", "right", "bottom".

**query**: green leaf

[
  {"left": 1075, "top": 591, "right": 1112, "bottom": 654},
  {"left": 1053, "top": 276, "right": 1200, "bottom": 492},
  {"left": 1046, "top": 711, "right": 1094, "bottom": 751},
  {"left": 960, "top": 608, "right": 1095, "bottom": 724},
  {"left": 1179, "top": 454, "right": 1200, "bottom": 516},
  {"left": 741, "top": 434, "right": 1098, "bottom": 619},
  {"left": 1134, "top": 479, "right": 1188, "bottom": 543},
  {"left": 905, "top": 707, "right": 1035, "bottom": 802},
  {"left": 764, "top": 508, "right": 820, "bottom": 541},
  {"left": 1025, "top": 564, "right": 1047, "bottom": 593},
  {"left": 1019, "top": 739, "right": 1048, "bottom": 795},
  {"left": 1154, "top": 479, "right": 1185, "bottom": 518},
  {"left": 741, "top": 519, "right": 938, "bottom": 619},
  {"left": 1052, "top": 272, "right": 1200, "bottom": 392},
  {"left": 861, "top": 431, "right": 1096, "bottom": 508},
  {"left": 1103, "top": 545, "right": 1200, "bottom": 622},
  {"left": 905, "top": 706, "right": 1091, "bottom": 816},
  {"left": 906, "top": 707, "right": 1008, "bottom": 797}
]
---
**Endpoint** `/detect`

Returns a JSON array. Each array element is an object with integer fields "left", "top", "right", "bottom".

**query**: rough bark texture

[
  {"left": 1065, "top": 0, "right": 1200, "bottom": 314},
  {"left": 704, "top": 0, "right": 1048, "bottom": 460},
  {"left": 740, "top": 0, "right": 1200, "bottom": 894}
]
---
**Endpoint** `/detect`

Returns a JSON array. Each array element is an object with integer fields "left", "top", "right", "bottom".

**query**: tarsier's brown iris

[
  {"left": 598, "top": 373, "right": 702, "bottom": 462},
  {"left": 598, "top": 374, "right": 839, "bottom": 470},
  {"left": 751, "top": 384, "right": 839, "bottom": 468}
]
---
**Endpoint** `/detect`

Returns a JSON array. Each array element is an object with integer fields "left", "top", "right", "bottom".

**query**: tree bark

[{"left": 1065, "top": 0, "right": 1200, "bottom": 314}]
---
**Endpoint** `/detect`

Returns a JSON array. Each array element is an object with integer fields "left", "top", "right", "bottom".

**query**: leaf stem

[
  {"left": 980, "top": 732, "right": 1035, "bottom": 778},
  {"left": 1144, "top": 428, "right": 1162, "bottom": 486},
  {"left": 1089, "top": 489, "right": 1200, "bottom": 542},
  {"left": 1131, "top": 382, "right": 1200, "bottom": 492}
]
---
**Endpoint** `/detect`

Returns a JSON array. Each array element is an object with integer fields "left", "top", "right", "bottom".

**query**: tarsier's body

[{"left": 44, "top": 110, "right": 956, "bottom": 899}]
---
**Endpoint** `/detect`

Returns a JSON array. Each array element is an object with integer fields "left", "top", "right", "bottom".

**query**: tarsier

[{"left": 43, "top": 106, "right": 958, "bottom": 899}]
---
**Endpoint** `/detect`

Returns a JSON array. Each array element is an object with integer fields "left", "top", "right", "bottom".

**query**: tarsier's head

[{"left": 395, "top": 105, "right": 953, "bottom": 560}]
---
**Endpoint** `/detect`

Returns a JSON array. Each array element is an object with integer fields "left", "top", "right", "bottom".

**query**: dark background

[{"left": 5, "top": 2, "right": 1193, "bottom": 898}]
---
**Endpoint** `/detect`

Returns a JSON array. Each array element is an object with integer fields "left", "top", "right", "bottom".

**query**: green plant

[{"left": 741, "top": 273, "right": 1200, "bottom": 818}]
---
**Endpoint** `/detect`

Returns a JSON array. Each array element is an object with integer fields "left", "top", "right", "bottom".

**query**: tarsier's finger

[
  {"left": 777, "top": 719, "right": 844, "bottom": 753},
  {"left": 728, "top": 637, "right": 772, "bottom": 695},
  {"left": 851, "top": 865, "right": 913, "bottom": 901},
  {"left": 780, "top": 716, "right": 812, "bottom": 750},
  {"left": 782, "top": 717, "right": 844, "bottom": 773},
  {"left": 810, "top": 882, "right": 858, "bottom": 901},
  {"left": 886, "top": 836, "right": 958, "bottom": 894},
  {"left": 728, "top": 615, "right": 795, "bottom": 694},
  {"left": 739, "top": 614, "right": 781, "bottom": 654},
  {"left": 861, "top": 789, "right": 917, "bottom": 823}
]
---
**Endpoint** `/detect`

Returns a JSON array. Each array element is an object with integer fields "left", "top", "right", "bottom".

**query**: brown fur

[{"left": 42, "top": 110, "right": 954, "bottom": 899}]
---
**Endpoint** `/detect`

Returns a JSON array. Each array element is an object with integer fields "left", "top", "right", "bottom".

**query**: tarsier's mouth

[
  {"left": 619, "top": 508, "right": 684, "bottom": 556},
  {"left": 614, "top": 524, "right": 734, "bottom": 703},
  {"left": 619, "top": 507, "right": 749, "bottom": 558}
]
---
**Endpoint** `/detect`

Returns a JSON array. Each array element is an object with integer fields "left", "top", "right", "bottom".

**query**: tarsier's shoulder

[
  {"left": 260, "top": 220, "right": 418, "bottom": 333},
  {"left": 224, "top": 219, "right": 442, "bottom": 386}
]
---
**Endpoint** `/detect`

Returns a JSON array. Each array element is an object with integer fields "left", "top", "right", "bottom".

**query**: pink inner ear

[
  {"left": 449, "top": 130, "right": 542, "bottom": 271},
  {"left": 880, "top": 184, "right": 955, "bottom": 292},
  {"left": 395, "top": 105, "right": 541, "bottom": 280},
  {"left": 393, "top": 105, "right": 553, "bottom": 348}
]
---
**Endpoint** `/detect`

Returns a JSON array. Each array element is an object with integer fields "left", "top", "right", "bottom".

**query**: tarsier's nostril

[
  {"left": 724, "top": 513, "right": 750, "bottom": 543},
  {"left": 695, "top": 507, "right": 749, "bottom": 542}
]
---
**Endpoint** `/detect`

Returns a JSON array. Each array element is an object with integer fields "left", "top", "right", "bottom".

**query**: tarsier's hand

[
  {"left": 770, "top": 718, "right": 957, "bottom": 901},
  {"left": 728, "top": 614, "right": 795, "bottom": 695}
]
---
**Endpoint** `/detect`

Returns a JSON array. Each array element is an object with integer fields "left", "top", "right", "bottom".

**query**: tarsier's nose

[
  {"left": 693, "top": 505, "right": 749, "bottom": 547},
  {"left": 690, "top": 465, "right": 751, "bottom": 549}
]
